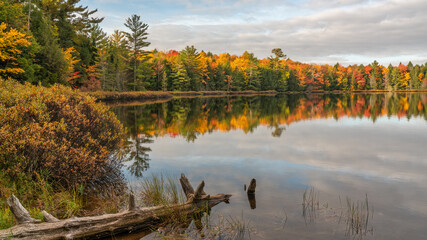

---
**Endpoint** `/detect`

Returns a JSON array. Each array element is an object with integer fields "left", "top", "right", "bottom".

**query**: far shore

[{"left": 88, "top": 89, "right": 427, "bottom": 102}]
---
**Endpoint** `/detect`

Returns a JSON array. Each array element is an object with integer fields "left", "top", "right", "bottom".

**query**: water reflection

[
  {"left": 110, "top": 93, "right": 427, "bottom": 239},
  {"left": 112, "top": 93, "right": 427, "bottom": 143},
  {"left": 111, "top": 93, "right": 426, "bottom": 178},
  {"left": 301, "top": 187, "right": 374, "bottom": 239},
  {"left": 247, "top": 193, "right": 256, "bottom": 210},
  {"left": 124, "top": 135, "right": 152, "bottom": 178}
]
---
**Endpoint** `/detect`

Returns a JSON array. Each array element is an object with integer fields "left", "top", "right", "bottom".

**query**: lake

[{"left": 111, "top": 93, "right": 427, "bottom": 240}]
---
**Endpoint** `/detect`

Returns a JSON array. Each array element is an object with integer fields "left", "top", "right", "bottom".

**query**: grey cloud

[
  {"left": 147, "top": 0, "right": 427, "bottom": 65},
  {"left": 305, "top": 0, "right": 372, "bottom": 9}
]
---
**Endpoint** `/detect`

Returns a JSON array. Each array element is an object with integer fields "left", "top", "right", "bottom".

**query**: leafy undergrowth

[{"left": 0, "top": 79, "right": 128, "bottom": 230}]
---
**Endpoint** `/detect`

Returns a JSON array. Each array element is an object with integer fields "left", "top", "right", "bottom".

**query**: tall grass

[
  {"left": 0, "top": 207, "right": 14, "bottom": 229},
  {"left": 0, "top": 171, "right": 86, "bottom": 229},
  {"left": 140, "top": 174, "right": 185, "bottom": 206}
]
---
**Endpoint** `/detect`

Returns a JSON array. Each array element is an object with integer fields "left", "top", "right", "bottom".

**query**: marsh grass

[
  {"left": 222, "top": 212, "right": 254, "bottom": 240},
  {"left": 339, "top": 194, "right": 374, "bottom": 238},
  {"left": 140, "top": 173, "right": 185, "bottom": 207},
  {"left": 0, "top": 171, "right": 123, "bottom": 230},
  {"left": 138, "top": 173, "right": 190, "bottom": 231},
  {"left": 300, "top": 187, "right": 374, "bottom": 239},
  {"left": 153, "top": 212, "right": 255, "bottom": 240},
  {"left": 302, "top": 187, "right": 320, "bottom": 223},
  {"left": 138, "top": 174, "right": 255, "bottom": 239},
  {"left": 274, "top": 208, "right": 288, "bottom": 230}
]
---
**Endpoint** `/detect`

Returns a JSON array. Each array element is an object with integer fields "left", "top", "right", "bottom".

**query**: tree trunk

[
  {"left": 27, "top": 0, "right": 32, "bottom": 32},
  {"left": 0, "top": 174, "right": 231, "bottom": 240},
  {"left": 133, "top": 57, "right": 137, "bottom": 91}
]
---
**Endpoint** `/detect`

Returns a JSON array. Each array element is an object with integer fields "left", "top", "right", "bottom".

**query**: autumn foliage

[
  {"left": 0, "top": 79, "right": 125, "bottom": 188},
  {"left": 0, "top": 22, "right": 30, "bottom": 77}
]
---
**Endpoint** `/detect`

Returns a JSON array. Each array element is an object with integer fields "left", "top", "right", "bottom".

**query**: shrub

[{"left": 0, "top": 78, "right": 125, "bottom": 189}]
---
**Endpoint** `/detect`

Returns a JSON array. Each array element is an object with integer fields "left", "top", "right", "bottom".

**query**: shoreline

[
  {"left": 88, "top": 90, "right": 278, "bottom": 101},
  {"left": 88, "top": 89, "right": 427, "bottom": 102}
]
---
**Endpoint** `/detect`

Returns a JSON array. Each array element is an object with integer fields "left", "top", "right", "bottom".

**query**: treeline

[{"left": 1, "top": 1, "right": 427, "bottom": 92}]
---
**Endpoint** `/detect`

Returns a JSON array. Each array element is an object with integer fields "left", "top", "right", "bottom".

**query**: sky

[{"left": 80, "top": 0, "right": 427, "bottom": 66}]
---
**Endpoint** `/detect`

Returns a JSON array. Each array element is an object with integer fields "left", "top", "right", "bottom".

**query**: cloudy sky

[{"left": 80, "top": 0, "right": 427, "bottom": 65}]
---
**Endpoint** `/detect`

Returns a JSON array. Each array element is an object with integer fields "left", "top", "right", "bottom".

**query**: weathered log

[
  {"left": 42, "top": 211, "right": 59, "bottom": 223},
  {"left": 194, "top": 181, "right": 205, "bottom": 199},
  {"left": 179, "top": 173, "right": 194, "bottom": 198},
  {"left": 0, "top": 174, "right": 231, "bottom": 240},
  {"left": 247, "top": 178, "right": 256, "bottom": 194},
  {"left": 7, "top": 194, "right": 41, "bottom": 224},
  {"left": 128, "top": 193, "right": 136, "bottom": 211}
]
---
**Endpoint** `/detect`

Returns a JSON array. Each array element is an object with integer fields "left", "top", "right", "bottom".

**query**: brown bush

[{"left": 0, "top": 79, "right": 125, "bottom": 189}]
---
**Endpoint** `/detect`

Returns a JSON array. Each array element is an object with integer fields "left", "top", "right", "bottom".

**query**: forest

[{"left": 1, "top": 0, "right": 427, "bottom": 93}]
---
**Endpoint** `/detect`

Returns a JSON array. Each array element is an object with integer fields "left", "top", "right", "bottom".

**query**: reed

[
  {"left": 302, "top": 187, "right": 320, "bottom": 223},
  {"left": 154, "top": 212, "right": 255, "bottom": 240},
  {"left": 341, "top": 194, "right": 373, "bottom": 238}
]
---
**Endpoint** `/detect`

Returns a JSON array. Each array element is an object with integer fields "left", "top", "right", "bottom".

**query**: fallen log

[{"left": 0, "top": 173, "right": 231, "bottom": 240}]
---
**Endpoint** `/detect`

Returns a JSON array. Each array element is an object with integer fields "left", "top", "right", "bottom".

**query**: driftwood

[{"left": 0, "top": 174, "right": 231, "bottom": 240}]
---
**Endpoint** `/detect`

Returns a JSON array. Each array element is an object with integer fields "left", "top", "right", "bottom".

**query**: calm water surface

[{"left": 111, "top": 94, "right": 427, "bottom": 240}]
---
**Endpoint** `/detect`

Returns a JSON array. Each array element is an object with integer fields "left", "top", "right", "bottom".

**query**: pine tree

[{"left": 124, "top": 14, "right": 150, "bottom": 91}]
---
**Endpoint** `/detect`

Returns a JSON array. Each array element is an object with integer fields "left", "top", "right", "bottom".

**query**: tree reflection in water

[
  {"left": 111, "top": 93, "right": 427, "bottom": 177},
  {"left": 124, "top": 135, "right": 152, "bottom": 178}
]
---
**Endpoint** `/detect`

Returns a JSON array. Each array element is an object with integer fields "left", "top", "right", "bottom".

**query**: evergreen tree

[
  {"left": 109, "top": 30, "right": 128, "bottom": 91},
  {"left": 124, "top": 14, "right": 150, "bottom": 91},
  {"left": 180, "top": 45, "right": 202, "bottom": 91},
  {"left": 30, "top": 8, "right": 68, "bottom": 85}
]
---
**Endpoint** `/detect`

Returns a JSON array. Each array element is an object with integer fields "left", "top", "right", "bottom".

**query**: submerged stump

[
  {"left": 247, "top": 178, "right": 257, "bottom": 209},
  {"left": 247, "top": 178, "right": 256, "bottom": 194}
]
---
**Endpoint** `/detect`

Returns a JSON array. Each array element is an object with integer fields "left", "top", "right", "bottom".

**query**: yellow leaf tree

[
  {"left": 0, "top": 23, "right": 31, "bottom": 77},
  {"left": 63, "top": 47, "right": 80, "bottom": 85}
]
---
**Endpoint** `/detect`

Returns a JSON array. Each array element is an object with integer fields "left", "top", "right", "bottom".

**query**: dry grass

[
  {"left": 88, "top": 90, "right": 278, "bottom": 101},
  {"left": 88, "top": 91, "right": 173, "bottom": 101}
]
